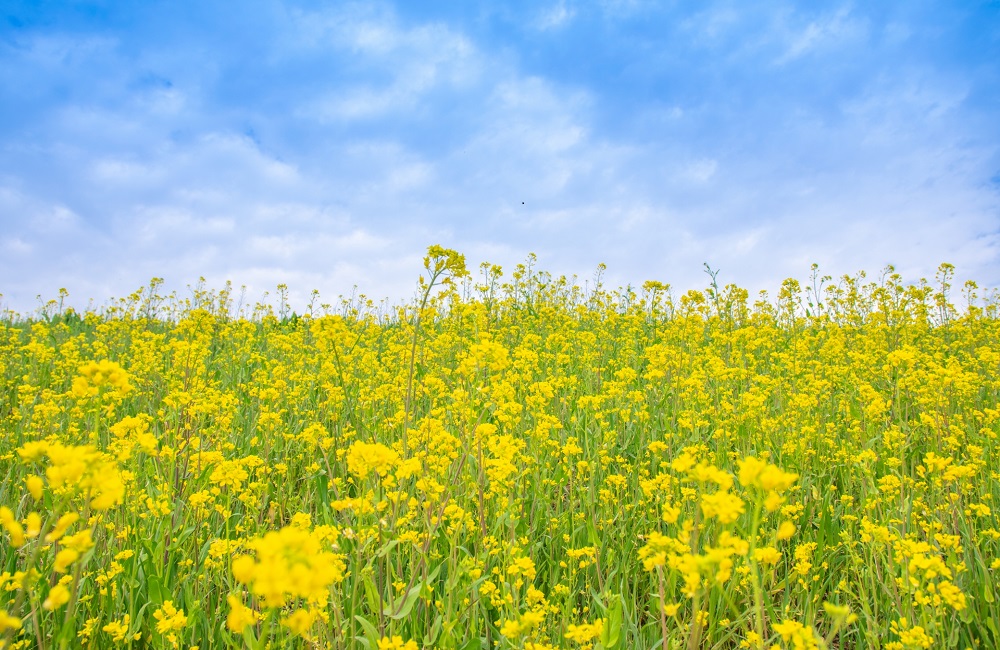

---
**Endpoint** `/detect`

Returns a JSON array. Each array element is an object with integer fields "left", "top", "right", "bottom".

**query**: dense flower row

[{"left": 1, "top": 251, "right": 998, "bottom": 648}]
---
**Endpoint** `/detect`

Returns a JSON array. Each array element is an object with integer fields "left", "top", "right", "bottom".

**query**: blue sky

[{"left": 2, "top": 1, "right": 999, "bottom": 313}]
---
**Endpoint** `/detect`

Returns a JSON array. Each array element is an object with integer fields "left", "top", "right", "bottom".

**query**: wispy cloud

[
  {"left": 533, "top": 1, "right": 576, "bottom": 31},
  {"left": 774, "top": 6, "right": 867, "bottom": 64}
]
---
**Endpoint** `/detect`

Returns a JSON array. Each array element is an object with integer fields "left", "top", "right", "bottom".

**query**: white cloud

[
  {"left": 90, "top": 158, "right": 165, "bottom": 186},
  {"left": 130, "top": 207, "right": 234, "bottom": 244},
  {"left": 131, "top": 86, "right": 186, "bottom": 116},
  {"left": 683, "top": 5, "right": 743, "bottom": 43},
  {"left": 680, "top": 4, "right": 869, "bottom": 63},
  {"left": 533, "top": 2, "right": 576, "bottom": 31},
  {"left": 678, "top": 159, "right": 718, "bottom": 184},
  {"left": 386, "top": 162, "right": 433, "bottom": 192},
  {"left": 291, "top": 5, "right": 481, "bottom": 123},
  {"left": 775, "top": 6, "right": 867, "bottom": 64},
  {"left": 9, "top": 33, "right": 118, "bottom": 70},
  {"left": 309, "top": 88, "right": 401, "bottom": 121},
  {"left": 598, "top": 0, "right": 656, "bottom": 18}
]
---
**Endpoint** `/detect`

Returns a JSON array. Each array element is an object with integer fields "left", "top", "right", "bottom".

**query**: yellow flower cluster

[
  {"left": 0, "top": 255, "right": 996, "bottom": 648},
  {"left": 377, "top": 636, "right": 418, "bottom": 650},
  {"left": 346, "top": 441, "right": 400, "bottom": 479},
  {"left": 231, "top": 524, "right": 345, "bottom": 609},
  {"left": 71, "top": 359, "right": 132, "bottom": 398},
  {"left": 564, "top": 617, "right": 603, "bottom": 644},
  {"left": 18, "top": 441, "right": 124, "bottom": 510}
]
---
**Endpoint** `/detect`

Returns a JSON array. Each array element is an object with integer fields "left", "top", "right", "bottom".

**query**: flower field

[{"left": 1, "top": 248, "right": 998, "bottom": 649}]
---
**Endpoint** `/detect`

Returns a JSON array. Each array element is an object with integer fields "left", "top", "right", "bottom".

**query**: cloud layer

[{"left": 1, "top": 1, "right": 998, "bottom": 312}]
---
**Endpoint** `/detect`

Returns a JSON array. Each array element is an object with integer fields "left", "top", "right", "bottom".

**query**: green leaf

[
  {"left": 316, "top": 473, "right": 329, "bottom": 508},
  {"left": 146, "top": 573, "right": 164, "bottom": 606},
  {"left": 424, "top": 613, "right": 443, "bottom": 646},
  {"left": 445, "top": 565, "right": 461, "bottom": 591},
  {"left": 354, "top": 614, "right": 380, "bottom": 648},
  {"left": 361, "top": 572, "right": 379, "bottom": 615},
  {"left": 241, "top": 624, "right": 259, "bottom": 649},
  {"left": 385, "top": 582, "right": 422, "bottom": 620},
  {"left": 602, "top": 594, "right": 623, "bottom": 649},
  {"left": 375, "top": 539, "right": 399, "bottom": 558},
  {"left": 438, "top": 621, "right": 458, "bottom": 649}
]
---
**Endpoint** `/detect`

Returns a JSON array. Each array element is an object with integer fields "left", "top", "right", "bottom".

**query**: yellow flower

[
  {"left": 700, "top": 490, "right": 745, "bottom": 524},
  {"left": 62, "top": 529, "right": 94, "bottom": 553},
  {"left": 764, "top": 491, "right": 784, "bottom": 512},
  {"left": 102, "top": 615, "right": 131, "bottom": 642},
  {"left": 738, "top": 456, "right": 767, "bottom": 487},
  {"left": 231, "top": 555, "right": 256, "bottom": 584},
  {"left": 890, "top": 618, "right": 934, "bottom": 649},
  {"left": 347, "top": 441, "right": 400, "bottom": 479},
  {"left": 17, "top": 441, "right": 49, "bottom": 461},
  {"left": 757, "top": 466, "right": 798, "bottom": 492},
  {"left": 754, "top": 546, "right": 782, "bottom": 566},
  {"left": 772, "top": 619, "right": 819, "bottom": 649},
  {"left": 36, "top": 443, "right": 124, "bottom": 510},
  {"left": 822, "top": 602, "right": 857, "bottom": 625},
  {"left": 671, "top": 452, "right": 697, "bottom": 474},
  {"left": 738, "top": 457, "right": 798, "bottom": 492},
  {"left": 280, "top": 608, "right": 316, "bottom": 638},
  {"left": 46, "top": 512, "right": 80, "bottom": 542},
  {"left": 71, "top": 359, "right": 132, "bottom": 398},
  {"left": 378, "top": 636, "right": 419, "bottom": 650},
  {"left": 424, "top": 244, "right": 468, "bottom": 278},
  {"left": 507, "top": 556, "right": 537, "bottom": 581},
  {"left": 210, "top": 460, "right": 249, "bottom": 491},
  {"left": 0, "top": 609, "right": 23, "bottom": 632},
  {"left": 500, "top": 610, "right": 545, "bottom": 638},
  {"left": 231, "top": 524, "right": 346, "bottom": 608},
  {"left": 226, "top": 595, "right": 259, "bottom": 633},
  {"left": 153, "top": 601, "right": 188, "bottom": 634},
  {"left": 43, "top": 584, "right": 70, "bottom": 611},
  {"left": 26, "top": 475, "right": 44, "bottom": 501},
  {"left": 565, "top": 618, "right": 604, "bottom": 643},
  {"left": 776, "top": 521, "right": 796, "bottom": 541},
  {"left": 938, "top": 580, "right": 967, "bottom": 611},
  {"left": 54, "top": 548, "right": 80, "bottom": 573},
  {"left": 24, "top": 512, "right": 41, "bottom": 538},
  {"left": 0, "top": 507, "right": 25, "bottom": 548}
]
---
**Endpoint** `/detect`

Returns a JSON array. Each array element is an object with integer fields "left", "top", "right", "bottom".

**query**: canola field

[{"left": 1, "top": 248, "right": 999, "bottom": 649}]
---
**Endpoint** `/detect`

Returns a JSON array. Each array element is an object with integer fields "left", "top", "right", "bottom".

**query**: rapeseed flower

[
  {"left": 102, "top": 615, "right": 131, "bottom": 642},
  {"left": 42, "top": 583, "right": 70, "bottom": 610},
  {"left": 346, "top": 441, "right": 399, "bottom": 479},
  {"left": 0, "top": 610, "right": 22, "bottom": 632},
  {"left": 0, "top": 508, "right": 25, "bottom": 548},
  {"left": 2, "top": 258, "right": 998, "bottom": 648},
  {"left": 25, "top": 476, "right": 43, "bottom": 501},
  {"left": 377, "top": 636, "right": 418, "bottom": 650},
  {"left": 71, "top": 359, "right": 132, "bottom": 398},
  {"left": 225, "top": 595, "right": 259, "bottom": 633},
  {"left": 153, "top": 601, "right": 188, "bottom": 634},
  {"left": 231, "top": 525, "right": 345, "bottom": 608},
  {"left": 564, "top": 618, "right": 603, "bottom": 643}
]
